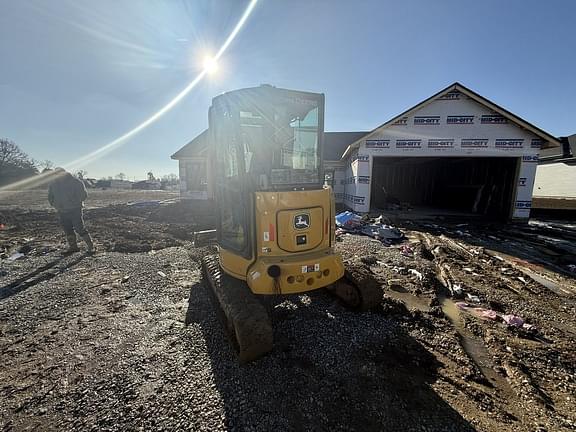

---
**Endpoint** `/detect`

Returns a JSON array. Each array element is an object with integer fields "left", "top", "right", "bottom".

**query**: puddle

[
  {"left": 389, "top": 284, "right": 409, "bottom": 293},
  {"left": 384, "top": 286, "right": 520, "bottom": 398},
  {"left": 385, "top": 289, "right": 430, "bottom": 312},
  {"left": 439, "top": 295, "right": 460, "bottom": 324},
  {"left": 439, "top": 296, "right": 512, "bottom": 391}
]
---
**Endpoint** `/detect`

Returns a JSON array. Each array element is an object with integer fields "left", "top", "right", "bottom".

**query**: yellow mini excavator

[{"left": 201, "top": 85, "right": 380, "bottom": 362}]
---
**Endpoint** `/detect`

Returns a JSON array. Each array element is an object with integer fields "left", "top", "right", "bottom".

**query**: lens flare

[
  {"left": 203, "top": 56, "right": 218, "bottom": 74},
  {"left": 0, "top": 0, "right": 259, "bottom": 194}
]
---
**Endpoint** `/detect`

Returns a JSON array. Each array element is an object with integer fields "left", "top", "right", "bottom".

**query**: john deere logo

[{"left": 294, "top": 214, "right": 310, "bottom": 230}]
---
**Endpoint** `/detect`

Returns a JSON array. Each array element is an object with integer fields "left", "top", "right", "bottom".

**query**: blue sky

[{"left": 1, "top": 0, "right": 575, "bottom": 179}]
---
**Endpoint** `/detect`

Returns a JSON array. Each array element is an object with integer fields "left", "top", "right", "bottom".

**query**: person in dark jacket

[{"left": 48, "top": 168, "right": 95, "bottom": 254}]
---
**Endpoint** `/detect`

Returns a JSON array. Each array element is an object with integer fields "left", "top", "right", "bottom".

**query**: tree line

[
  {"left": 0, "top": 138, "right": 39, "bottom": 186},
  {"left": 0, "top": 138, "right": 179, "bottom": 187}
]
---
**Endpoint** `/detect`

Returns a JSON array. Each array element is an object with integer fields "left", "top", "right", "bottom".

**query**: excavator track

[
  {"left": 327, "top": 262, "right": 383, "bottom": 311},
  {"left": 201, "top": 254, "right": 273, "bottom": 363}
]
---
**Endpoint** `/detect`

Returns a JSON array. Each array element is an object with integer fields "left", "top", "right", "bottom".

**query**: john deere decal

[{"left": 294, "top": 214, "right": 310, "bottom": 230}]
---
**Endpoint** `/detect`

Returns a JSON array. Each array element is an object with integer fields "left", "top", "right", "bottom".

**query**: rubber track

[
  {"left": 202, "top": 254, "right": 273, "bottom": 363},
  {"left": 343, "top": 264, "right": 383, "bottom": 311}
]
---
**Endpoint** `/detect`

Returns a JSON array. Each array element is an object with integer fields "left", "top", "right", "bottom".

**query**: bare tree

[
  {"left": 116, "top": 173, "right": 126, "bottom": 181},
  {"left": 0, "top": 139, "right": 36, "bottom": 171},
  {"left": 147, "top": 171, "right": 155, "bottom": 181},
  {"left": 40, "top": 160, "right": 54, "bottom": 171},
  {"left": 0, "top": 138, "right": 37, "bottom": 182},
  {"left": 161, "top": 173, "right": 178, "bottom": 183}
]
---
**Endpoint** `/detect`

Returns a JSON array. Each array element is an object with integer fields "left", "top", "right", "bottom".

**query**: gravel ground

[
  {"left": 1, "top": 246, "right": 474, "bottom": 432},
  {"left": 1, "top": 194, "right": 575, "bottom": 431}
]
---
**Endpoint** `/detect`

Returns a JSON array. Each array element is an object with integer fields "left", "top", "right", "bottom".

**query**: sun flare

[{"left": 203, "top": 56, "right": 218, "bottom": 74}]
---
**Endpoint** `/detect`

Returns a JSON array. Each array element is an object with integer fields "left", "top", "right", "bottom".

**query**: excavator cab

[{"left": 202, "top": 85, "right": 346, "bottom": 361}]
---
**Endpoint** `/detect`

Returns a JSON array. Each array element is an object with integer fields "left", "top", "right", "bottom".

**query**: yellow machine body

[
  {"left": 219, "top": 188, "right": 344, "bottom": 295},
  {"left": 201, "top": 85, "right": 372, "bottom": 361}
]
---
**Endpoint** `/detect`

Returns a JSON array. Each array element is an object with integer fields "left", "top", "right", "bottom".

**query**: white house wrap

[{"left": 339, "top": 83, "right": 560, "bottom": 220}]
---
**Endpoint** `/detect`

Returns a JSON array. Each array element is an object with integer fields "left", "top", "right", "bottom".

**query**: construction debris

[
  {"left": 501, "top": 314, "right": 525, "bottom": 327},
  {"left": 456, "top": 302, "right": 499, "bottom": 320},
  {"left": 7, "top": 252, "right": 25, "bottom": 261},
  {"left": 335, "top": 211, "right": 363, "bottom": 229},
  {"left": 335, "top": 211, "right": 405, "bottom": 244},
  {"left": 334, "top": 215, "right": 576, "bottom": 431}
]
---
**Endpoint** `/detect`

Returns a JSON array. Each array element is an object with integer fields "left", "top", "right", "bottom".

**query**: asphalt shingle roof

[
  {"left": 324, "top": 131, "right": 369, "bottom": 161},
  {"left": 171, "top": 130, "right": 208, "bottom": 159}
]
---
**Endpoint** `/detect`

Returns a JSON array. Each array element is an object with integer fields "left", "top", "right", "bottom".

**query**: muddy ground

[
  {"left": 0, "top": 190, "right": 210, "bottom": 255},
  {"left": 0, "top": 190, "right": 180, "bottom": 211},
  {"left": 1, "top": 190, "right": 575, "bottom": 431}
]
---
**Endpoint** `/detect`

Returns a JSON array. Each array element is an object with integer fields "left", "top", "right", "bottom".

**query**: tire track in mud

[{"left": 340, "top": 228, "right": 575, "bottom": 430}]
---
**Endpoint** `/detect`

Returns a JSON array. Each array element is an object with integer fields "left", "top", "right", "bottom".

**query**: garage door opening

[{"left": 371, "top": 157, "right": 519, "bottom": 219}]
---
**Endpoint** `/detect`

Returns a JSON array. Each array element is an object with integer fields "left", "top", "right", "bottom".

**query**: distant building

[
  {"left": 533, "top": 133, "right": 576, "bottom": 210},
  {"left": 171, "top": 130, "right": 211, "bottom": 200},
  {"left": 109, "top": 180, "right": 133, "bottom": 190},
  {"left": 132, "top": 180, "right": 162, "bottom": 190}
]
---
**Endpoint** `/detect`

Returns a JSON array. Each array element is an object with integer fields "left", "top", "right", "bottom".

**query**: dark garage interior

[{"left": 371, "top": 156, "right": 519, "bottom": 219}]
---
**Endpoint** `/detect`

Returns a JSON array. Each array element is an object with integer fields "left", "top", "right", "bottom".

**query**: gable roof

[
  {"left": 341, "top": 82, "right": 562, "bottom": 159},
  {"left": 324, "top": 131, "right": 369, "bottom": 160},
  {"left": 540, "top": 133, "right": 576, "bottom": 164},
  {"left": 171, "top": 129, "right": 208, "bottom": 160}
]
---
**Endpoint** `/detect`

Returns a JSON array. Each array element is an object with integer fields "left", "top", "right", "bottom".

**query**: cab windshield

[{"left": 237, "top": 94, "right": 321, "bottom": 188}]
